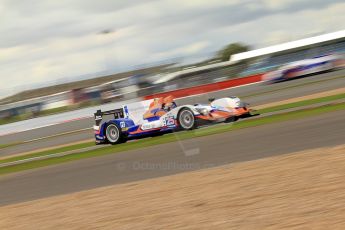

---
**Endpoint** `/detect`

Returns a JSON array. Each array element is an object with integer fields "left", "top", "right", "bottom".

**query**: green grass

[
  {"left": 0, "top": 114, "right": 32, "bottom": 125},
  {"left": 0, "top": 101, "right": 100, "bottom": 126},
  {"left": 1, "top": 102, "right": 344, "bottom": 175},
  {"left": 0, "top": 142, "right": 95, "bottom": 164},
  {"left": 259, "top": 93, "right": 345, "bottom": 114},
  {"left": 0, "top": 107, "right": 70, "bottom": 126},
  {"left": 0, "top": 128, "right": 92, "bottom": 151},
  {"left": 0, "top": 142, "right": 22, "bottom": 150}
]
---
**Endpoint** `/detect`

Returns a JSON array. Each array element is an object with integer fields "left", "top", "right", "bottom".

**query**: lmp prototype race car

[
  {"left": 262, "top": 54, "right": 343, "bottom": 83},
  {"left": 93, "top": 96, "right": 257, "bottom": 145}
]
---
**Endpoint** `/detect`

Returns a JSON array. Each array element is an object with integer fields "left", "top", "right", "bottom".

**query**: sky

[{"left": 0, "top": 0, "right": 344, "bottom": 97}]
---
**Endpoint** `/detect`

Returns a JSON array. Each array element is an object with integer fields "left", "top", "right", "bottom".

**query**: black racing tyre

[
  {"left": 105, "top": 122, "right": 126, "bottom": 145},
  {"left": 177, "top": 108, "right": 196, "bottom": 130},
  {"left": 225, "top": 116, "right": 237, "bottom": 123},
  {"left": 151, "top": 132, "right": 164, "bottom": 137}
]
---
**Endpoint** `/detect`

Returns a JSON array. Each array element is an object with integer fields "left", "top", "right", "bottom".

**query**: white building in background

[{"left": 231, "top": 30, "right": 345, "bottom": 62}]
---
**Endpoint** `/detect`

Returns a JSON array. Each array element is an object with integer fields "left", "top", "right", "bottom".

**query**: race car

[
  {"left": 262, "top": 54, "right": 343, "bottom": 83},
  {"left": 93, "top": 96, "right": 257, "bottom": 145}
]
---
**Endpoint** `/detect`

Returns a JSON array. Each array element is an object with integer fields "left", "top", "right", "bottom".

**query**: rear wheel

[
  {"left": 177, "top": 108, "right": 196, "bottom": 130},
  {"left": 106, "top": 123, "right": 126, "bottom": 145}
]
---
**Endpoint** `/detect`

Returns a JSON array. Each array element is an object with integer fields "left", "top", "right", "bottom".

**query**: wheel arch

[
  {"left": 103, "top": 119, "right": 129, "bottom": 144},
  {"left": 176, "top": 106, "right": 197, "bottom": 130},
  {"left": 175, "top": 105, "right": 199, "bottom": 116}
]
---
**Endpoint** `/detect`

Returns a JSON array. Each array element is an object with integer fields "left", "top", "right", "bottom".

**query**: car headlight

[{"left": 196, "top": 108, "right": 209, "bottom": 115}]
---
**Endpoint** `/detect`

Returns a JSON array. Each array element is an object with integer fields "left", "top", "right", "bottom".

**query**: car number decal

[
  {"left": 120, "top": 121, "right": 126, "bottom": 128},
  {"left": 163, "top": 115, "right": 175, "bottom": 127}
]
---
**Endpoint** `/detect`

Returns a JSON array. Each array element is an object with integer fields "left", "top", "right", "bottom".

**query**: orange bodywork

[
  {"left": 196, "top": 110, "right": 233, "bottom": 121},
  {"left": 231, "top": 107, "right": 250, "bottom": 116},
  {"left": 142, "top": 95, "right": 251, "bottom": 123},
  {"left": 198, "top": 107, "right": 249, "bottom": 121},
  {"left": 143, "top": 96, "right": 175, "bottom": 120}
]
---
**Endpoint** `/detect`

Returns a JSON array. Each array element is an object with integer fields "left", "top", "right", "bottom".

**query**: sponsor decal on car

[
  {"left": 141, "top": 123, "right": 155, "bottom": 130},
  {"left": 163, "top": 115, "right": 176, "bottom": 128},
  {"left": 120, "top": 121, "right": 126, "bottom": 128}
]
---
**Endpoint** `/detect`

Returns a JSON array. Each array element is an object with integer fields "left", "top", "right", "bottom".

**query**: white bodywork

[
  {"left": 121, "top": 97, "right": 247, "bottom": 130},
  {"left": 123, "top": 99, "right": 200, "bottom": 130},
  {"left": 211, "top": 97, "right": 243, "bottom": 109},
  {"left": 140, "top": 105, "right": 199, "bottom": 130}
]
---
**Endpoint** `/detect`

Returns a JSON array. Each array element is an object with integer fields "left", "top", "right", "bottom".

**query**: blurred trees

[{"left": 216, "top": 43, "right": 250, "bottom": 61}]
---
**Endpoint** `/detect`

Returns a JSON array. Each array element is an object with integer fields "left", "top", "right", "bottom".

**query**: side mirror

[{"left": 208, "top": 98, "right": 215, "bottom": 102}]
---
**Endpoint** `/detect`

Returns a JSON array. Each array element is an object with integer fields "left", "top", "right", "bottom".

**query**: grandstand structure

[
  {"left": 156, "top": 30, "right": 345, "bottom": 84},
  {"left": 238, "top": 30, "right": 345, "bottom": 76}
]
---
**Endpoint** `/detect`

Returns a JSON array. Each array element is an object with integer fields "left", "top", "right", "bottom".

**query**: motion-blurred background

[{"left": 0, "top": 0, "right": 344, "bottom": 124}]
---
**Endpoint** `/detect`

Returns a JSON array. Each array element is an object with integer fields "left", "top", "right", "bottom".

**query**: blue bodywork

[
  {"left": 95, "top": 117, "right": 177, "bottom": 144},
  {"left": 95, "top": 118, "right": 135, "bottom": 143}
]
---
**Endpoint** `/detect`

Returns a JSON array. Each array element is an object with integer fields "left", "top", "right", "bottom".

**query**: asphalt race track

[
  {"left": 0, "top": 110, "right": 344, "bottom": 206},
  {"left": 0, "top": 69, "right": 344, "bottom": 157}
]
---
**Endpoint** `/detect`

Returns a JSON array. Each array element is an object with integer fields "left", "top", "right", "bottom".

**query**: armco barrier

[{"left": 144, "top": 73, "right": 264, "bottom": 100}]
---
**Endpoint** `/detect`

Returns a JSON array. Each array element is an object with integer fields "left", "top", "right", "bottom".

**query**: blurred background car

[{"left": 262, "top": 54, "right": 344, "bottom": 83}]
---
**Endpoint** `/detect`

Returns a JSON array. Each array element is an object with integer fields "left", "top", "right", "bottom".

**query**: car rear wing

[{"left": 94, "top": 108, "right": 124, "bottom": 126}]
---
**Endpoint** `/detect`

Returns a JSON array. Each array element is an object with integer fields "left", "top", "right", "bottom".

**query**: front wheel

[
  {"left": 105, "top": 122, "right": 126, "bottom": 145},
  {"left": 225, "top": 116, "right": 237, "bottom": 123},
  {"left": 177, "top": 108, "right": 196, "bottom": 130}
]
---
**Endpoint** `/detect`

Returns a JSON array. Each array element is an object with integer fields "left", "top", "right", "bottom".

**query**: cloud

[{"left": 153, "top": 41, "right": 211, "bottom": 60}]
